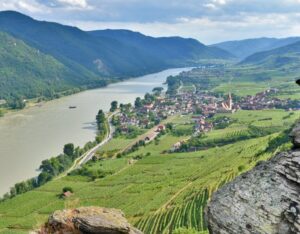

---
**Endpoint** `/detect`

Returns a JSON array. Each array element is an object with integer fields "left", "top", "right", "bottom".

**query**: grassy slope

[{"left": 0, "top": 110, "right": 297, "bottom": 234}]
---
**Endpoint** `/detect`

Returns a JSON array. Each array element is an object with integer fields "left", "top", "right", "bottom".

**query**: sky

[{"left": 1, "top": 0, "right": 300, "bottom": 44}]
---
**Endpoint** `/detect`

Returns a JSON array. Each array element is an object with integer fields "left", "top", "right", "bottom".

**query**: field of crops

[
  {"left": 0, "top": 110, "right": 297, "bottom": 234},
  {"left": 213, "top": 82, "right": 269, "bottom": 96}
]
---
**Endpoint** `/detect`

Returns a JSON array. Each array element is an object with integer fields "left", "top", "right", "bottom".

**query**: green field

[
  {"left": 0, "top": 110, "right": 296, "bottom": 234},
  {"left": 213, "top": 82, "right": 269, "bottom": 96}
]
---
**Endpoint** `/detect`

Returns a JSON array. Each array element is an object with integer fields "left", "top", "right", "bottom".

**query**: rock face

[
  {"left": 206, "top": 125, "right": 300, "bottom": 234},
  {"left": 42, "top": 206, "right": 143, "bottom": 234}
]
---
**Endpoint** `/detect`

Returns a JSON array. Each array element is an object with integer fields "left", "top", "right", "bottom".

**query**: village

[{"left": 112, "top": 85, "right": 299, "bottom": 143}]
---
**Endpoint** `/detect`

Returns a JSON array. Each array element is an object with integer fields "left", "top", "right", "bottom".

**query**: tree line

[{"left": 1, "top": 109, "right": 108, "bottom": 201}]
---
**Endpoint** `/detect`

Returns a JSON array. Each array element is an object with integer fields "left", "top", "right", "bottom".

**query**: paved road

[
  {"left": 77, "top": 112, "right": 116, "bottom": 166},
  {"left": 56, "top": 112, "right": 117, "bottom": 179}
]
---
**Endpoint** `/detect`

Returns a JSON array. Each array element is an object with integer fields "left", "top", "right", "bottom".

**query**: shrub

[
  {"left": 62, "top": 186, "right": 73, "bottom": 193},
  {"left": 238, "top": 165, "right": 246, "bottom": 172}
]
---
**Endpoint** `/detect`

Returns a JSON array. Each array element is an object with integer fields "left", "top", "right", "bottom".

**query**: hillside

[
  {"left": 212, "top": 37, "right": 300, "bottom": 59},
  {"left": 0, "top": 11, "right": 233, "bottom": 79},
  {"left": 241, "top": 41, "right": 300, "bottom": 68},
  {"left": 89, "top": 29, "right": 234, "bottom": 63},
  {"left": 0, "top": 31, "right": 99, "bottom": 102},
  {"left": 207, "top": 124, "right": 300, "bottom": 233},
  {"left": 0, "top": 110, "right": 296, "bottom": 234}
]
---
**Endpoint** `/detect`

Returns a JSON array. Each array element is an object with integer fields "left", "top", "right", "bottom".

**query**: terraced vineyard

[{"left": 0, "top": 111, "right": 298, "bottom": 233}]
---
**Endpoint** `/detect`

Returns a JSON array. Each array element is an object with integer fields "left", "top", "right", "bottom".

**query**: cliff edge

[{"left": 206, "top": 123, "right": 300, "bottom": 233}]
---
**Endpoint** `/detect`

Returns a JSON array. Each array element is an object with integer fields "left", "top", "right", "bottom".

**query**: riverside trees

[{"left": 96, "top": 109, "right": 108, "bottom": 143}]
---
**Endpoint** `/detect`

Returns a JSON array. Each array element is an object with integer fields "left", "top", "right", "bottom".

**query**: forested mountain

[
  {"left": 0, "top": 11, "right": 233, "bottom": 78},
  {"left": 212, "top": 37, "right": 300, "bottom": 59},
  {"left": 0, "top": 11, "right": 234, "bottom": 105},
  {"left": 241, "top": 40, "right": 300, "bottom": 68},
  {"left": 89, "top": 29, "right": 233, "bottom": 64},
  {"left": 0, "top": 31, "right": 101, "bottom": 104}
]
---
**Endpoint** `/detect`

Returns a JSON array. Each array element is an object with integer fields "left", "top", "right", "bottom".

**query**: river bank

[{"left": 0, "top": 68, "right": 192, "bottom": 195}]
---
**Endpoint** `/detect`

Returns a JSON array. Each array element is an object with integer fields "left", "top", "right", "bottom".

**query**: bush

[
  {"left": 238, "top": 165, "right": 246, "bottom": 172},
  {"left": 62, "top": 186, "right": 73, "bottom": 193}
]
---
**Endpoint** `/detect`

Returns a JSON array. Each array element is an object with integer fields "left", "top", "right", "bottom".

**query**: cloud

[
  {"left": 60, "top": 12, "right": 300, "bottom": 44},
  {"left": 37, "top": 0, "right": 91, "bottom": 9},
  {"left": 0, "top": 0, "right": 47, "bottom": 13},
  {"left": 1, "top": 0, "right": 300, "bottom": 43}
]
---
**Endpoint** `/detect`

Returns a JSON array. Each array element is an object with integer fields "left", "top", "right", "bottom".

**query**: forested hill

[
  {"left": 0, "top": 31, "right": 101, "bottom": 105},
  {"left": 212, "top": 37, "right": 300, "bottom": 59},
  {"left": 89, "top": 29, "right": 233, "bottom": 64},
  {"left": 0, "top": 11, "right": 234, "bottom": 105},
  {"left": 241, "top": 40, "right": 300, "bottom": 68},
  {"left": 0, "top": 11, "right": 233, "bottom": 78}
]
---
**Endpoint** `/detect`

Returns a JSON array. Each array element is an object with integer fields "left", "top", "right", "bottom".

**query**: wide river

[{"left": 0, "top": 68, "right": 190, "bottom": 195}]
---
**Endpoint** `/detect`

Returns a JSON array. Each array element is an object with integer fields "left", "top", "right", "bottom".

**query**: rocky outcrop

[
  {"left": 41, "top": 206, "right": 143, "bottom": 234},
  {"left": 206, "top": 124, "right": 300, "bottom": 234}
]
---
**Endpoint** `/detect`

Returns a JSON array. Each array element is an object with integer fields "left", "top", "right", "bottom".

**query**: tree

[
  {"left": 195, "top": 107, "right": 203, "bottom": 115},
  {"left": 96, "top": 109, "right": 106, "bottom": 130},
  {"left": 152, "top": 87, "right": 164, "bottom": 95},
  {"left": 9, "top": 98, "right": 25, "bottom": 109},
  {"left": 144, "top": 93, "right": 154, "bottom": 103},
  {"left": 39, "top": 159, "right": 54, "bottom": 173},
  {"left": 134, "top": 97, "right": 143, "bottom": 108},
  {"left": 63, "top": 143, "right": 74, "bottom": 157},
  {"left": 110, "top": 101, "right": 118, "bottom": 112}
]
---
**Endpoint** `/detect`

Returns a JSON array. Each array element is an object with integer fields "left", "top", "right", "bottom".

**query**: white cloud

[
  {"left": 1, "top": 0, "right": 300, "bottom": 44},
  {"left": 203, "top": 3, "right": 217, "bottom": 9},
  {"left": 0, "top": 0, "right": 47, "bottom": 13},
  {"left": 60, "top": 12, "right": 300, "bottom": 44},
  {"left": 212, "top": 0, "right": 228, "bottom": 5},
  {"left": 56, "top": 0, "right": 88, "bottom": 8}
]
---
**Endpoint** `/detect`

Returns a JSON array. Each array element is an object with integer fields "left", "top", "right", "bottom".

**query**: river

[{"left": 0, "top": 68, "right": 190, "bottom": 195}]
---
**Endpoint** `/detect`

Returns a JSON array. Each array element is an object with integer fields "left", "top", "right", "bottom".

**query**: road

[{"left": 56, "top": 112, "right": 116, "bottom": 179}]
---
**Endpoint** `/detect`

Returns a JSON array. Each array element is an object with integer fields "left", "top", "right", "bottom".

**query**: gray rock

[
  {"left": 290, "top": 123, "right": 300, "bottom": 148},
  {"left": 43, "top": 206, "right": 143, "bottom": 234},
  {"left": 206, "top": 139, "right": 300, "bottom": 234}
]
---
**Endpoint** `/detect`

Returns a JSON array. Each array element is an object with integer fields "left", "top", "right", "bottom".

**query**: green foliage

[
  {"left": 172, "top": 124, "right": 194, "bottom": 136},
  {"left": 173, "top": 228, "right": 204, "bottom": 234},
  {"left": 115, "top": 126, "right": 145, "bottom": 139},
  {"left": 62, "top": 186, "right": 73, "bottom": 193},
  {"left": 0, "top": 128, "right": 290, "bottom": 233},
  {"left": 63, "top": 143, "right": 75, "bottom": 158},
  {"left": 110, "top": 101, "right": 118, "bottom": 112},
  {"left": 0, "top": 31, "right": 94, "bottom": 108},
  {"left": 152, "top": 87, "right": 164, "bottom": 95},
  {"left": 134, "top": 97, "right": 143, "bottom": 108},
  {"left": 238, "top": 165, "right": 246, "bottom": 172},
  {"left": 0, "top": 11, "right": 233, "bottom": 106},
  {"left": 96, "top": 109, "right": 108, "bottom": 142}
]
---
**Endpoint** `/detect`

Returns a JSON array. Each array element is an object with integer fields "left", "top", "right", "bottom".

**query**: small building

[{"left": 156, "top": 125, "right": 166, "bottom": 132}]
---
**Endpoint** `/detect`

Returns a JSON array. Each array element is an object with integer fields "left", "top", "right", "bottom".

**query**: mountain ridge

[
  {"left": 212, "top": 37, "right": 300, "bottom": 59},
  {"left": 240, "top": 40, "right": 300, "bottom": 68},
  {"left": 0, "top": 11, "right": 234, "bottom": 104},
  {"left": 0, "top": 11, "right": 233, "bottom": 78}
]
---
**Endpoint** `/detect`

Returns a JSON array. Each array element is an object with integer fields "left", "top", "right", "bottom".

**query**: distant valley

[
  {"left": 0, "top": 11, "right": 232, "bottom": 107},
  {"left": 212, "top": 37, "right": 300, "bottom": 59},
  {"left": 2, "top": 11, "right": 300, "bottom": 111}
]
